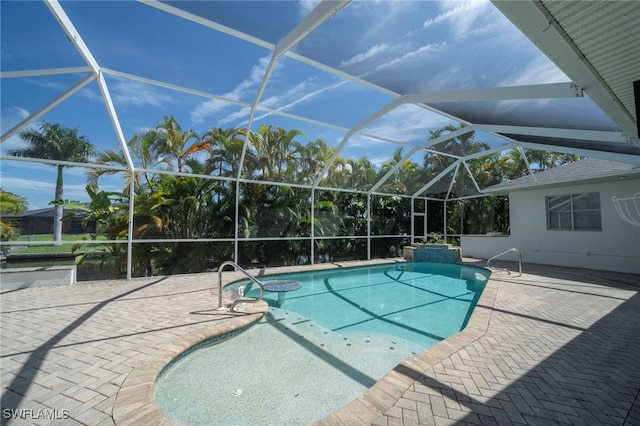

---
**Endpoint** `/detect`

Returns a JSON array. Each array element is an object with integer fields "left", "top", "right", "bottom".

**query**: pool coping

[{"left": 112, "top": 261, "right": 498, "bottom": 425}]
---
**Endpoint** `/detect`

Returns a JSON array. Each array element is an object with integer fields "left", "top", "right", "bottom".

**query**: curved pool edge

[
  {"left": 312, "top": 272, "right": 498, "bottom": 425},
  {"left": 112, "top": 260, "right": 498, "bottom": 426},
  {"left": 112, "top": 301, "right": 268, "bottom": 426}
]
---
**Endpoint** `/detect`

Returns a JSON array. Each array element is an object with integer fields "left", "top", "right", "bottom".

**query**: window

[{"left": 547, "top": 192, "right": 601, "bottom": 230}]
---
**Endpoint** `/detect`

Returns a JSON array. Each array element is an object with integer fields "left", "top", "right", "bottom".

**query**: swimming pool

[{"left": 153, "top": 262, "right": 490, "bottom": 425}]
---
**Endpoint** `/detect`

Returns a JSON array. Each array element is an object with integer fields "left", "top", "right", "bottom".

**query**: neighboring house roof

[
  {"left": 1, "top": 208, "right": 90, "bottom": 219},
  {"left": 483, "top": 158, "right": 640, "bottom": 194},
  {"left": 20, "top": 208, "right": 58, "bottom": 218}
]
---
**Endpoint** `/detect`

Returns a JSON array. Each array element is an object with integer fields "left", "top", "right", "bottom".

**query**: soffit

[
  {"left": 542, "top": 0, "right": 639, "bottom": 127},
  {"left": 493, "top": 0, "right": 640, "bottom": 147}
]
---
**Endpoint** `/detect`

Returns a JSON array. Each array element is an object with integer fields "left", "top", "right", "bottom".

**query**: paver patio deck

[{"left": 1, "top": 258, "right": 639, "bottom": 425}]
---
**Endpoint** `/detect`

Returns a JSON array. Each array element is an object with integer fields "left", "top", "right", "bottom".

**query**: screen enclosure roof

[{"left": 1, "top": 0, "right": 639, "bottom": 205}]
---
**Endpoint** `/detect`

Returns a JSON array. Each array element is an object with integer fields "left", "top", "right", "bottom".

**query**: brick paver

[
  {"left": 1, "top": 260, "right": 639, "bottom": 425},
  {"left": 1, "top": 274, "right": 230, "bottom": 425},
  {"left": 373, "top": 264, "right": 640, "bottom": 426}
]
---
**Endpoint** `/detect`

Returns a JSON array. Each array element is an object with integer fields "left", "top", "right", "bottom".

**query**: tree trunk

[{"left": 53, "top": 165, "right": 64, "bottom": 246}]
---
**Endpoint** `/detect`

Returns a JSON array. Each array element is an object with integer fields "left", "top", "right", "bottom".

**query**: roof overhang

[
  {"left": 484, "top": 172, "right": 640, "bottom": 195},
  {"left": 483, "top": 159, "right": 640, "bottom": 195},
  {"left": 492, "top": 0, "right": 640, "bottom": 147}
]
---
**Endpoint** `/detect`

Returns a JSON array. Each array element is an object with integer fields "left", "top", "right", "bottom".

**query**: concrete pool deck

[{"left": 1, "top": 258, "right": 639, "bottom": 425}]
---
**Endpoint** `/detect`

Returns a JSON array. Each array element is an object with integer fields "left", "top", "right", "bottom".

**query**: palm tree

[
  {"left": 498, "top": 147, "right": 580, "bottom": 178},
  {"left": 428, "top": 122, "right": 490, "bottom": 158},
  {"left": 0, "top": 189, "right": 28, "bottom": 215},
  {"left": 202, "top": 127, "right": 245, "bottom": 177},
  {"left": 378, "top": 146, "right": 423, "bottom": 194},
  {"left": 11, "top": 122, "right": 95, "bottom": 244},
  {"left": 527, "top": 149, "right": 580, "bottom": 171},
  {"left": 345, "top": 157, "right": 378, "bottom": 190},
  {"left": 154, "top": 115, "right": 211, "bottom": 173},
  {"left": 249, "top": 124, "right": 304, "bottom": 181},
  {"left": 0, "top": 189, "right": 28, "bottom": 242},
  {"left": 524, "top": 148, "right": 555, "bottom": 172},
  {"left": 298, "top": 138, "right": 336, "bottom": 185},
  {"left": 89, "top": 129, "right": 163, "bottom": 191},
  {"left": 498, "top": 148, "right": 529, "bottom": 180}
]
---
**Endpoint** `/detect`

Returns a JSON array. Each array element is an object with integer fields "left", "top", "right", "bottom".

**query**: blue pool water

[
  {"left": 243, "top": 262, "right": 489, "bottom": 349},
  {"left": 153, "top": 262, "right": 489, "bottom": 425}
]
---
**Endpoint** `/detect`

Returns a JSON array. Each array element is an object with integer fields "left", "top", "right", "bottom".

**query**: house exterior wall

[
  {"left": 461, "top": 177, "right": 640, "bottom": 274},
  {"left": 21, "top": 216, "right": 53, "bottom": 235},
  {"left": 19, "top": 215, "right": 97, "bottom": 235}
]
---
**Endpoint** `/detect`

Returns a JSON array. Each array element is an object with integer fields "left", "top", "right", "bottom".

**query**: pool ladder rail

[
  {"left": 486, "top": 248, "right": 522, "bottom": 277},
  {"left": 217, "top": 261, "right": 265, "bottom": 311}
]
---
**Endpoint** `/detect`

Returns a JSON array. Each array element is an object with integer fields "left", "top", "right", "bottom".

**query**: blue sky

[{"left": 0, "top": 0, "right": 569, "bottom": 210}]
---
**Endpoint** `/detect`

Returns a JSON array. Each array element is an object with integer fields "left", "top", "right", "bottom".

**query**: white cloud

[
  {"left": 0, "top": 107, "right": 33, "bottom": 151},
  {"left": 297, "top": 0, "right": 321, "bottom": 17},
  {"left": 0, "top": 159, "right": 124, "bottom": 209},
  {"left": 1, "top": 105, "right": 30, "bottom": 127},
  {"left": 352, "top": 1, "right": 416, "bottom": 43},
  {"left": 340, "top": 43, "right": 393, "bottom": 68},
  {"left": 359, "top": 104, "right": 451, "bottom": 145},
  {"left": 229, "top": 56, "right": 272, "bottom": 102},
  {"left": 190, "top": 56, "right": 272, "bottom": 125},
  {"left": 368, "top": 154, "right": 395, "bottom": 169},
  {"left": 413, "top": 66, "right": 474, "bottom": 93},
  {"left": 345, "top": 41, "right": 443, "bottom": 84},
  {"left": 231, "top": 79, "right": 344, "bottom": 128},
  {"left": 486, "top": 56, "right": 571, "bottom": 117},
  {"left": 345, "top": 134, "right": 389, "bottom": 149},
  {"left": 339, "top": 145, "right": 392, "bottom": 168},
  {"left": 111, "top": 79, "right": 177, "bottom": 108},
  {"left": 190, "top": 98, "right": 231, "bottom": 125},
  {"left": 0, "top": 175, "right": 89, "bottom": 208},
  {"left": 77, "top": 86, "right": 104, "bottom": 103},
  {"left": 23, "top": 78, "right": 69, "bottom": 92},
  {"left": 192, "top": 56, "right": 347, "bottom": 129},
  {"left": 502, "top": 55, "right": 569, "bottom": 86},
  {"left": 4, "top": 176, "right": 48, "bottom": 193},
  {"left": 218, "top": 107, "right": 251, "bottom": 127},
  {"left": 372, "top": 42, "right": 442, "bottom": 75},
  {"left": 12, "top": 106, "right": 29, "bottom": 120},
  {"left": 424, "top": 0, "right": 492, "bottom": 40},
  {"left": 273, "top": 79, "right": 346, "bottom": 113},
  {"left": 259, "top": 80, "right": 314, "bottom": 111}
]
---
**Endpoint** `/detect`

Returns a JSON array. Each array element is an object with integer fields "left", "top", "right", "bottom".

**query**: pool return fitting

[{"left": 217, "top": 261, "right": 265, "bottom": 311}]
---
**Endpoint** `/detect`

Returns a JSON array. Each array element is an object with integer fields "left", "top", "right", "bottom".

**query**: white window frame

[{"left": 546, "top": 192, "right": 602, "bottom": 231}]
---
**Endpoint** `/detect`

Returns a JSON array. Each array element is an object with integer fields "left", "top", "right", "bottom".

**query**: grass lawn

[
  {"left": 2, "top": 235, "right": 116, "bottom": 280},
  {"left": 12, "top": 234, "right": 108, "bottom": 254}
]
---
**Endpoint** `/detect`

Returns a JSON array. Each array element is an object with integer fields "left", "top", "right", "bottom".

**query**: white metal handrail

[
  {"left": 486, "top": 248, "right": 522, "bottom": 277},
  {"left": 217, "top": 261, "right": 265, "bottom": 310}
]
